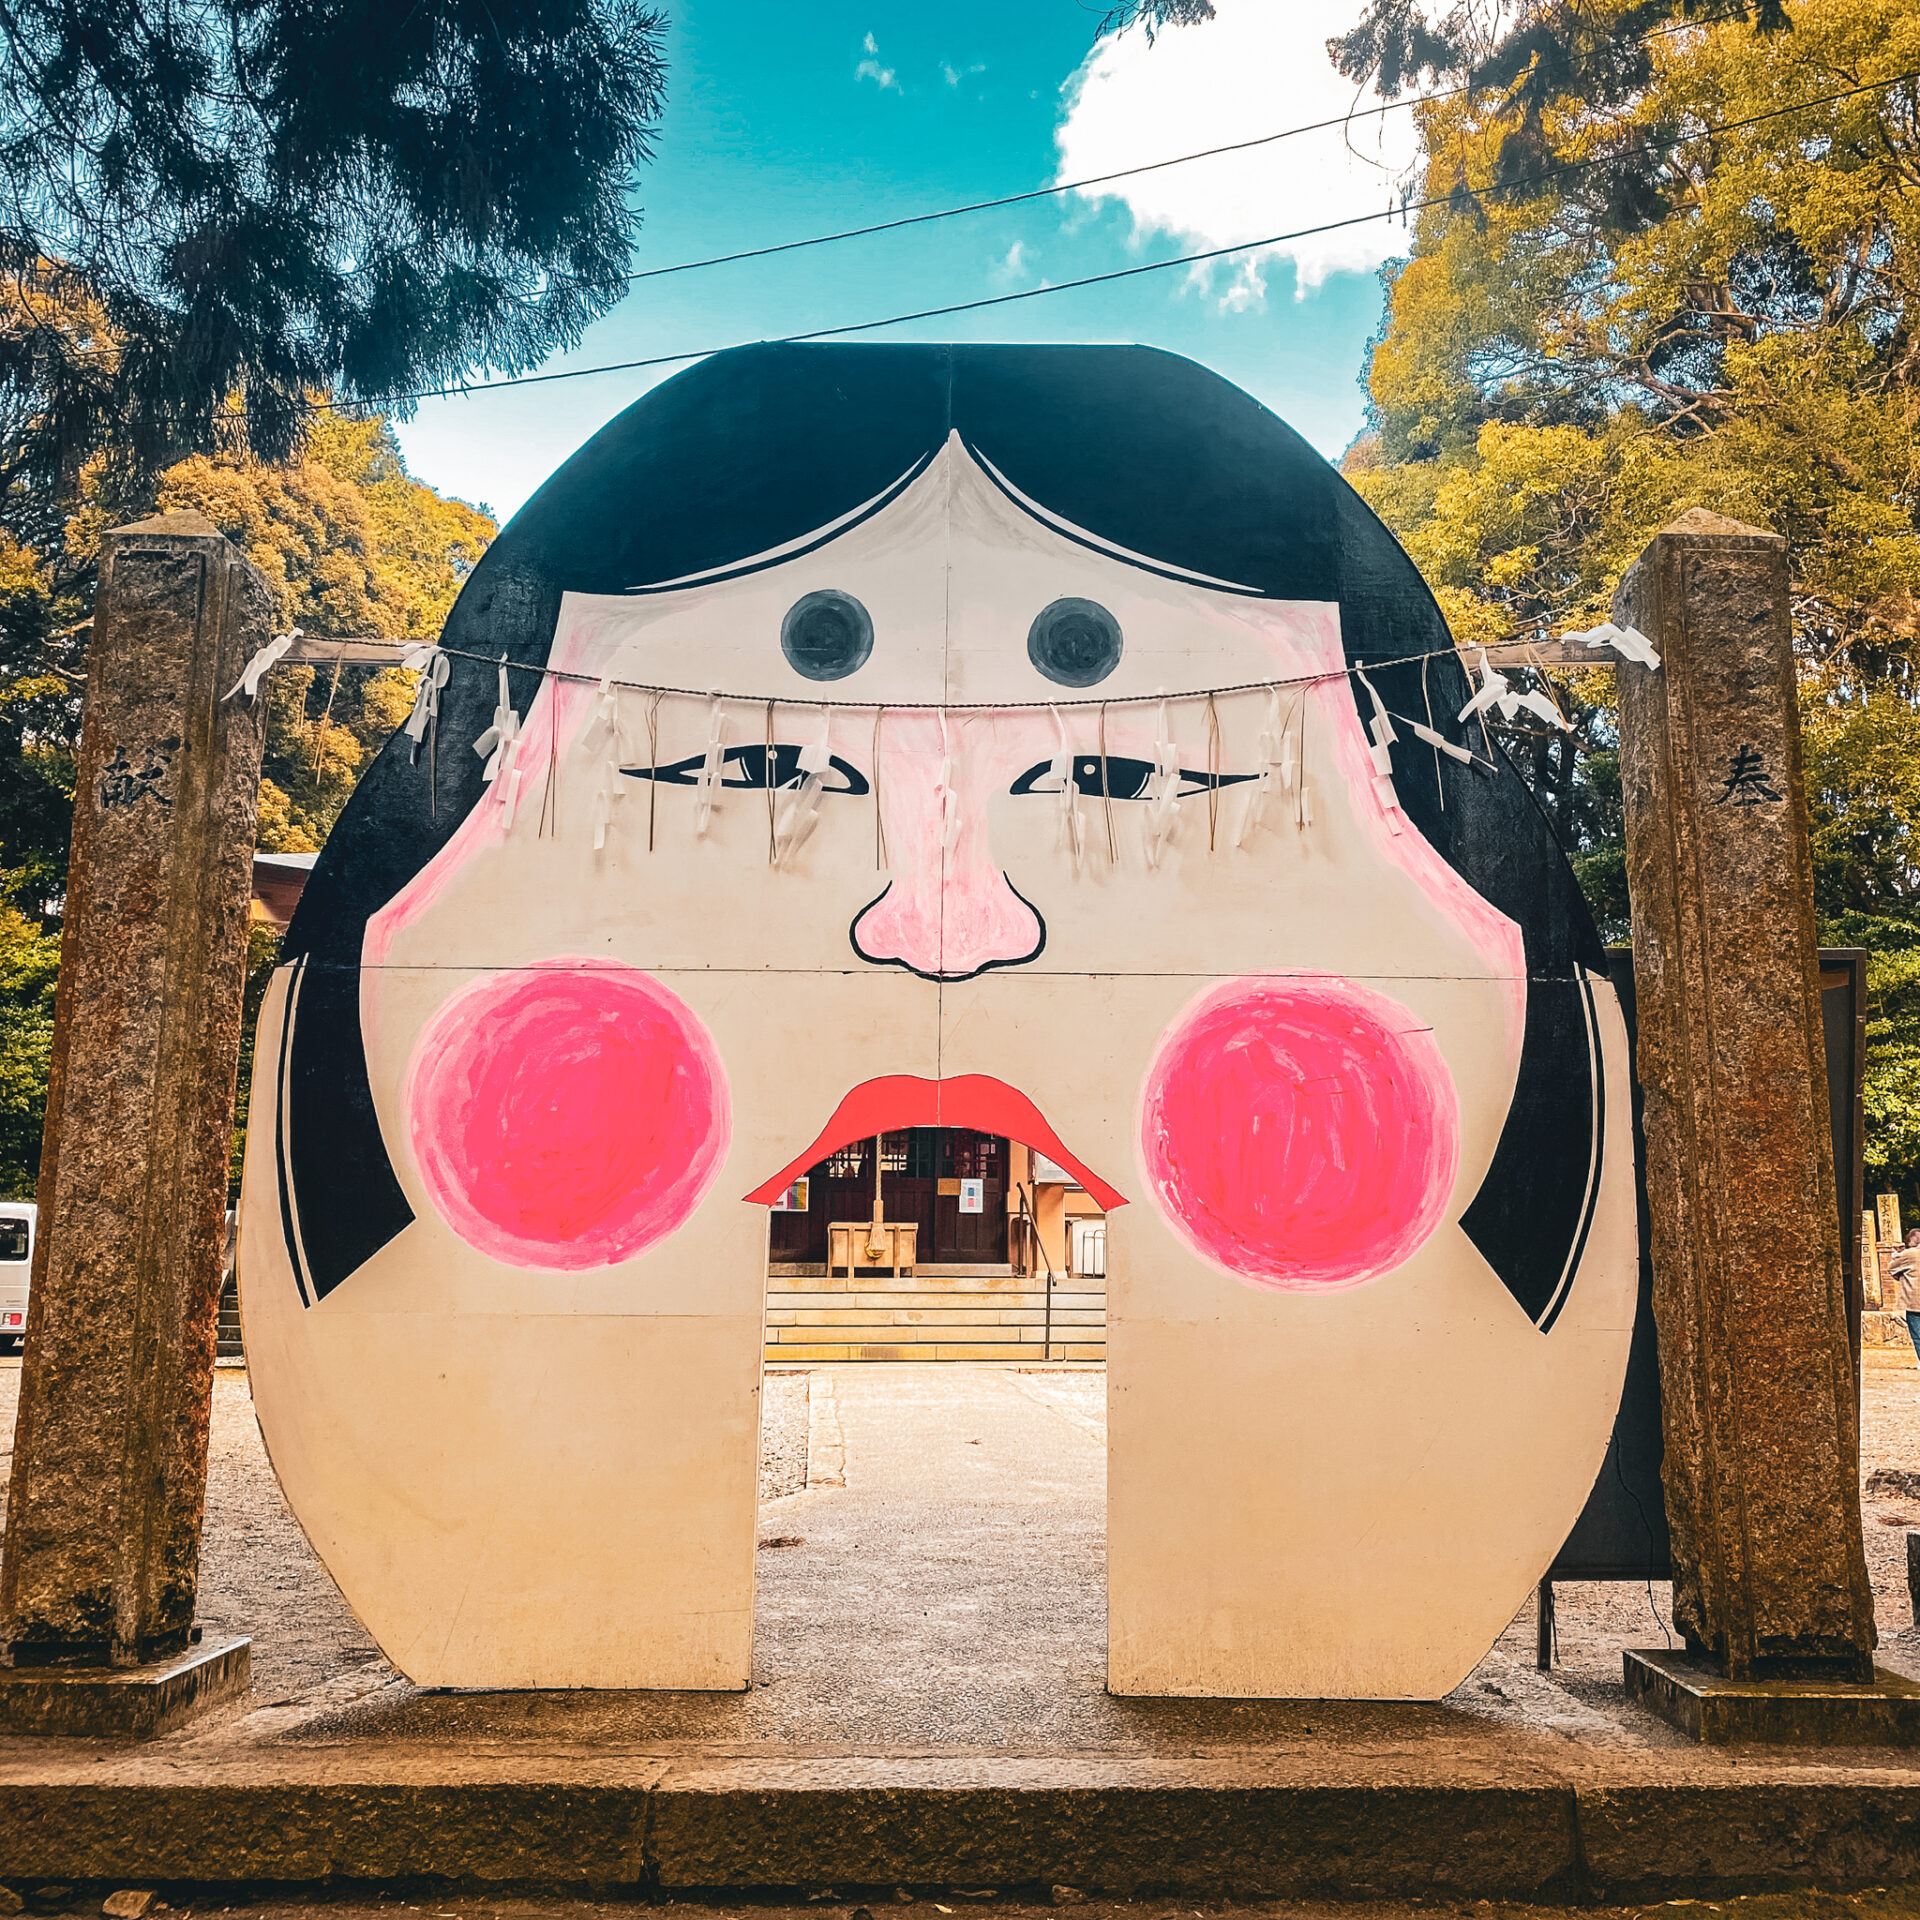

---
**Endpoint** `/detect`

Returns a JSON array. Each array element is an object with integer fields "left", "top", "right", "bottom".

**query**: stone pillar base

[
  {"left": 0, "top": 1633, "right": 248, "bottom": 1738},
  {"left": 1626, "top": 1648, "right": 1920, "bottom": 1744}
]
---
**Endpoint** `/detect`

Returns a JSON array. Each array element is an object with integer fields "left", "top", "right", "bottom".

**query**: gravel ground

[
  {"left": 759, "top": 1371, "right": 809, "bottom": 1502},
  {"left": 1474, "top": 1348, "right": 1920, "bottom": 1702},
  {"left": 1, "top": 1351, "right": 1917, "bottom": 1707},
  {"left": 1855, "top": 1351, "right": 1920, "bottom": 1652},
  {"left": 0, "top": 1361, "right": 813, "bottom": 1703},
  {"left": 195, "top": 1372, "right": 385, "bottom": 1702}
]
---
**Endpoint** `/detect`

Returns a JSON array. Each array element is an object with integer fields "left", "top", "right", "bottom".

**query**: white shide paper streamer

[
  {"left": 471, "top": 658, "right": 525, "bottom": 826},
  {"left": 579, "top": 675, "right": 625, "bottom": 851},
  {"left": 222, "top": 629, "right": 299, "bottom": 702}
]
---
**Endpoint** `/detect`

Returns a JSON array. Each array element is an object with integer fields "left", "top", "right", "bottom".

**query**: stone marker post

[
  {"left": 1616, "top": 508, "right": 1876, "bottom": 1681},
  {"left": 0, "top": 512, "right": 268, "bottom": 1672}
]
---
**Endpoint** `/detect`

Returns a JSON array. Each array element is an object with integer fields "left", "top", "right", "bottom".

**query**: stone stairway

[
  {"left": 216, "top": 1273, "right": 245, "bottom": 1361},
  {"left": 764, "top": 1265, "right": 1105, "bottom": 1363}
]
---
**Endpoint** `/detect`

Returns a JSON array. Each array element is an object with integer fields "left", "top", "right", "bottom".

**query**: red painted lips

[{"left": 745, "top": 1073, "right": 1126, "bottom": 1212}]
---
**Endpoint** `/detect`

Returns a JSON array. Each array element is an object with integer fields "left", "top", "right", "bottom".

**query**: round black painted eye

[
  {"left": 1028, "top": 598, "right": 1123, "bottom": 688},
  {"left": 781, "top": 590, "right": 873, "bottom": 681}
]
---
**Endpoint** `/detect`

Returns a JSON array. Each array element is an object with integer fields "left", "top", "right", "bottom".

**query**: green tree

[
  {"left": 1331, "top": 0, "right": 1791, "bottom": 169},
  {"left": 0, "top": 883, "right": 58, "bottom": 1199},
  {"left": 154, "top": 412, "right": 495, "bottom": 849},
  {"left": 1347, "top": 0, "right": 1920, "bottom": 1203},
  {"left": 0, "top": 1, "right": 667, "bottom": 480},
  {"left": 0, "top": 526, "right": 81, "bottom": 918},
  {"left": 0, "top": 409, "right": 492, "bottom": 1192},
  {"left": 1803, "top": 689, "right": 1920, "bottom": 1198}
]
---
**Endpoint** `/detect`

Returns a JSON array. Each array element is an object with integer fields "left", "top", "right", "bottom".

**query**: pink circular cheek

[
  {"left": 1138, "top": 975, "right": 1460, "bottom": 1293},
  {"left": 406, "top": 959, "right": 731, "bottom": 1272}
]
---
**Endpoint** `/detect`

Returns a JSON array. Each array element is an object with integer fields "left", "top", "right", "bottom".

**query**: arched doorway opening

[{"left": 764, "top": 1128, "right": 1108, "bottom": 1363}]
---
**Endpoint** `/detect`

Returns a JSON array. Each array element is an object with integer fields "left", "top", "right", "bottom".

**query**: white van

[{"left": 0, "top": 1202, "right": 34, "bottom": 1351}]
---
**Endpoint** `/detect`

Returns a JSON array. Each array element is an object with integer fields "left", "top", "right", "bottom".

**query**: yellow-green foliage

[
  {"left": 155, "top": 414, "right": 495, "bottom": 850},
  {"left": 1356, "top": 0, "right": 1920, "bottom": 1198},
  {"left": 1802, "top": 687, "right": 1920, "bottom": 1186},
  {"left": 0, "top": 404, "right": 491, "bottom": 1195},
  {"left": 1359, "top": 0, "right": 1920, "bottom": 653},
  {"left": 158, "top": 412, "right": 491, "bottom": 643},
  {"left": 0, "top": 880, "right": 60, "bottom": 1200}
]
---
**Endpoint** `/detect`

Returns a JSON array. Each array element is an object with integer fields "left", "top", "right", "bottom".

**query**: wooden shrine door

[
  {"left": 766, "top": 1127, "right": 1008, "bottom": 1267},
  {"left": 766, "top": 1137, "right": 875, "bottom": 1265},
  {"left": 932, "top": 1129, "right": 1007, "bottom": 1263}
]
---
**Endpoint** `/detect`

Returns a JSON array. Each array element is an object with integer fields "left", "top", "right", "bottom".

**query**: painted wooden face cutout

[{"left": 239, "top": 344, "right": 1635, "bottom": 1695}]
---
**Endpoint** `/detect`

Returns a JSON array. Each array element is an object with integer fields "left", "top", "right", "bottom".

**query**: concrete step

[
  {"left": 764, "top": 1340, "right": 1108, "bottom": 1362},
  {"left": 765, "top": 1306, "right": 1107, "bottom": 1328},
  {"left": 215, "top": 1274, "right": 244, "bottom": 1361},
  {"left": 764, "top": 1270, "right": 1108, "bottom": 1363},
  {"left": 765, "top": 1317, "right": 1100, "bottom": 1339},
  {"left": 764, "top": 1274, "right": 1098, "bottom": 1290},
  {"left": 769, "top": 1262, "right": 1026, "bottom": 1281},
  {"left": 768, "top": 1290, "right": 1105, "bottom": 1305},
  {"left": 4, "top": 1751, "right": 1917, "bottom": 1896}
]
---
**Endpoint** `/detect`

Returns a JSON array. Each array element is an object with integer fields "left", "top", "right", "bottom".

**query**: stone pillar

[
  {"left": 1615, "top": 508, "right": 1875, "bottom": 1679},
  {"left": 0, "top": 513, "right": 269, "bottom": 1666}
]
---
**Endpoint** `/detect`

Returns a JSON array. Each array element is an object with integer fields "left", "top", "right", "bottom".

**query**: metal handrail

[{"left": 1015, "top": 1182, "right": 1053, "bottom": 1362}]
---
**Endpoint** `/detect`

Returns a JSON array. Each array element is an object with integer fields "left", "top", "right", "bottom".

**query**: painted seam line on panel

[
  {"left": 1535, "top": 970, "right": 1607, "bottom": 1338},
  {"left": 273, "top": 957, "right": 314, "bottom": 1310}
]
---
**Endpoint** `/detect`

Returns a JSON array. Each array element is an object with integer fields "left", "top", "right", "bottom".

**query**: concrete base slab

[
  {"left": 1625, "top": 1648, "right": 1920, "bottom": 1745},
  {"left": 0, "top": 1634, "right": 249, "bottom": 1739},
  {"left": 14, "top": 1376, "right": 1920, "bottom": 1897},
  {"left": 12, "top": 1751, "right": 1920, "bottom": 1899}
]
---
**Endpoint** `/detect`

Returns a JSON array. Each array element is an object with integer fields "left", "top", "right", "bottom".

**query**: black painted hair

[{"left": 278, "top": 343, "right": 1608, "bottom": 1328}]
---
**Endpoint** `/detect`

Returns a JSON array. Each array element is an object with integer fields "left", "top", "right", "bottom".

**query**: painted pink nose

[{"left": 850, "top": 714, "right": 1043, "bottom": 980}]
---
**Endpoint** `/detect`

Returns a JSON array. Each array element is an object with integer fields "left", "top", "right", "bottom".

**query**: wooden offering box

[{"left": 828, "top": 1219, "right": 918, "bottom": 1278}]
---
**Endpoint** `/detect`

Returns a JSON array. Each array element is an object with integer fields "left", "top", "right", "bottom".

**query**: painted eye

[
  {"left": 1028, "top": 598, "right": 1122, "bottom": 688},
  {"left": 1010, "top": 756, "right": 1155, "bottom": 800},
  {"left": 781, "top": 590, "right": 873, "bottom": 681}
]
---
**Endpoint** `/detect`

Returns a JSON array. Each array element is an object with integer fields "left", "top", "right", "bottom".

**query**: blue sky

[{"left": 391, "top": 0, "right": 1420, "bottom": 526}]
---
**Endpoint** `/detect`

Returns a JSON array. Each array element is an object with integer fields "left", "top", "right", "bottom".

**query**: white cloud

[
  {"left": 941, "top": 60, "right": 987, "bottom": 88},
  {"left": 856, "top": 31, "right": 900, "bottom": 92},
  {"left": 1054, "top": 0, "right": 1420, "bottom": 301},
  {"left": 991, "top": 239, "right": 1034, "bottom": 287}
]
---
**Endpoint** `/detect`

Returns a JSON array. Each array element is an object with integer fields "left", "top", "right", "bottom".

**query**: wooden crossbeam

[
  {"left": 1480, "top": 639, "right": 1620, "bottom": 669},
  {"left": 282, "top": 636, "right": 414, "bottom": 665}
]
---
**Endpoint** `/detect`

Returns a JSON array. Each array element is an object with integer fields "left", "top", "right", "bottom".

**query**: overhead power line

[
  {"left": 310, "top": 67, "right": 1917, "bottom": 416},
  {"left": 622, "top": 92, "right": 1461, "bottom": 284},
  {"left": 0, "top": 11, "right": 1788, "bottom": 380},
  {"left": 619, "top": 11, "right": 1725, "bottom": 285},
  {"left": 7, "top": 78, "right": 1447, "bottom": 368}
]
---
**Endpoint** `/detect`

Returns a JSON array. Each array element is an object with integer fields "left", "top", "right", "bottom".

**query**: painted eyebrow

[{"left": 624, "top": 743, "right": 871, "bottom": 794}]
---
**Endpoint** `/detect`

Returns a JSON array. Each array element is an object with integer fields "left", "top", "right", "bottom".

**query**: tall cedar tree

[
  {"left": 0, "top": 0, "right": 667, "bottom": 487},
  {"left": 0, "top": 0, "right": 656, "bottom": 905},
  {"left": 0, "top": 1, "right": 649, "bottom": 1195}
]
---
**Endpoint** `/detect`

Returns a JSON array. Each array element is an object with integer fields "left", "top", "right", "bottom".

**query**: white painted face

[{"left": 239, "top": 430, "right": 1636, "bottom": 1697}]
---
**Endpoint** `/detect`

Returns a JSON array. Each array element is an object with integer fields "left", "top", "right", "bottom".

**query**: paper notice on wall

[{"left": 958, "top": 1179, "right": 985, "bottom": 1214}]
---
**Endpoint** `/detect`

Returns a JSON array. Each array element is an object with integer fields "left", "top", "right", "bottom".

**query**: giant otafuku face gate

[{"left": 238, "top": 343, "right": 1637, "bottom": 1695}]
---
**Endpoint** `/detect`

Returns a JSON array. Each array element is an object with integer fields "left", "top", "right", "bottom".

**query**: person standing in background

[{"left": 1892, "top": 1228, "right": 1920, "bottom": 1361}]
